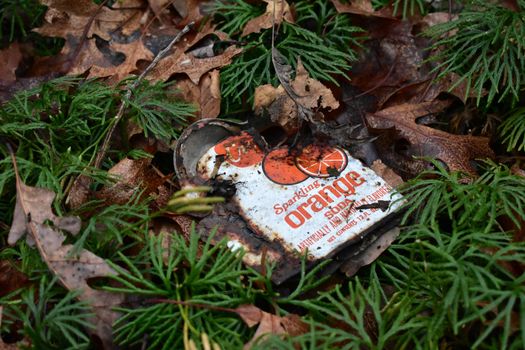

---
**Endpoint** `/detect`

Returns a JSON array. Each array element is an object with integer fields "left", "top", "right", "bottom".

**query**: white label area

[{"left": 198, "top": 134, "right": 403, "bottom": 259}]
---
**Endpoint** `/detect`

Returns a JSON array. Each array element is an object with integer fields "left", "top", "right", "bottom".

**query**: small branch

[{"left": 93, "top": 22, "right": 194, "bottom": 169}]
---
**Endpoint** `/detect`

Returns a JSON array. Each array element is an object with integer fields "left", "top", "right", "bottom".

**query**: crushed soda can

[{"left": 175, "top": 119, "right": 404, "bottom": 284}]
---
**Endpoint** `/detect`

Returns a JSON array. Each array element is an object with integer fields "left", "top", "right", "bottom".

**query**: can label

[{"left": 197, "top": 133, "right": 403, "bottom": 260}]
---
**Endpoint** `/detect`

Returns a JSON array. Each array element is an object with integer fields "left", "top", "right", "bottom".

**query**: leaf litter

[
  {"left": 2, "top": 0, "right": 522, "bottom": 348},
  {"left": 7, "top": 149, "right": 124, "bottom": 348}
]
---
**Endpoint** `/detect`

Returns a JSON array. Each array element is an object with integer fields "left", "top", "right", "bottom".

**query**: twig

[{"left": 93, "top": 22, "right": 194, "bottom": 169}]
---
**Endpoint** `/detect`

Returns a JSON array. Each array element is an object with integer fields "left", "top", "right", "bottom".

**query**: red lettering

[{"left": 285, "top": 211, "right": 304, "bottom": 228}]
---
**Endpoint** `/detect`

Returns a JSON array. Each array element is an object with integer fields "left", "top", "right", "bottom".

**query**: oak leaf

[
  {"left": 8, "top": 164, "right": 124, "bottom": 348},
  {"left": 254, "top": 59, "right": 339, "bottom": 134},
  {"left": 88, "top": 39, "right": 154, "bottom": 82},
  {"left": 148, "top": 26, "right": 243, "bottom": 84},
  {"left": 35, "top": 0, "right": 151, "bottom": 79},
  {"left": 241, "top": 0, "right": 294, "bottom": 37},
  {"left": 366, "top": 102, "right": 495, "bottom": 173}
]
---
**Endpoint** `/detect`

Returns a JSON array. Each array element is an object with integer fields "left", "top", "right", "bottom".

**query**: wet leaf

[{"left": 366, "top": 102, "right": 495, "bottom": 173}]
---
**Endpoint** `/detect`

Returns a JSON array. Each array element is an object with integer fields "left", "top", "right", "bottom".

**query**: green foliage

[
  {"left": 105, "top": 228, "right": 258, "bottom": 349},
  {"left": 214, "top": 0, "right": 362, "bottom": 112},
  {"left": 71, "top": 194, "right": 151, "bottom": 257},
  {"left": 0, "top": 0, "right": 64, "bottom": 55},
  {"left": 0, "top": 77, "right": 194, "bottom": 222},
  {"left": 372, "top": 0, "right": 427, "bottom": 17},
  {"left": 1, "top": 277, "right": 94, "bottom": 350},
  {"left": 126, "top": 80, "right": 196, "bottom": 144},
  {"left": 0, "top": 0, "right": 46, "bottom": 42},
  {"left": 426, "top": 0, "right": 525, "bottom": 106},
  {"left": 0, "top": 77, "right": 118, "bottom": 219},
  {"left": 378, "top": 224, "right": 525, "bottom": 348},
  {"left": 400, "top": 160, "right": 525, "bottom": 232},
  {"left": 500, "top": 107, "right": 525, "bottom": 151}
]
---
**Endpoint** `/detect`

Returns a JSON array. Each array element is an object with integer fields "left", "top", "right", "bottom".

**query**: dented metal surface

[{"left": 175, "top": 119, "right": 404, "bottom": 284}]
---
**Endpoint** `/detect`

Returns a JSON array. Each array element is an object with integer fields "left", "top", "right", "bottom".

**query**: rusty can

[{"left": 175, "top": 119, "right": 404, "bottom": 284}]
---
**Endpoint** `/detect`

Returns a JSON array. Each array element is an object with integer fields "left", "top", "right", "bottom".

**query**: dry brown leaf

[
  {"left": 149, "top": 26, "right": 242, "bottom": 84},
  {"left": 8, "top": 182, "right": 81, "bottom": 246},
  {"left": 34, "top": 0, "right": 140, "bottom": 41},
  {"left": 233, "top": 305, "right": 308, "bottom": 349},
  {"left": 370, "top": 160, "right": 404, "bottom": 187},
  {"left": 172, "top": 0, "right": 207, "bottom": 26},
  {"left": 8, "top": 170, "right": 124, "bottom": 348},
  {"left": 148, "top": 0, "right": 171, "bottom": 20},
  {"left": 241, "top": 0, "right": 294, "bottom": 37},
  {"left": 340, "top": 227, "right": 400, "bottom": 276},
  {"left": 254, "top": 59, "right": 339, "bottom": 134},
  {"left": 366, "top": 102, "right": 495, "bottom": 173},
  {"left": 35, "top": 0, "right": 150, "bottom": 78},
  {"left": 330, "top": 0, "right": 395, "bottom": 18},
  {"left": 0, "top": 43, "right": 22, "bottom": 84},
  {"left": 172, "top": 69, "right": 221, "bottom": 118},
  {"left": 0, "top": 261, "right": 30, "bottom": 298},
  {"left": 88, "top": 39, "right": 154, "bottom": 82},
  {"left": 96, "top": 157, "right": 167, "bottom": 206}
]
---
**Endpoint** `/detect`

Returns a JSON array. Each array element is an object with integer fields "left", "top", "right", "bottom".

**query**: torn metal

[{"left": 175, "top": 119, "right": 404, "bottom": 284}]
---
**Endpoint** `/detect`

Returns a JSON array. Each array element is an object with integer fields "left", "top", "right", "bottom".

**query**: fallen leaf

[
  {"left": 88, "top": 39, "right": 154, "bottom": 82},
  {"left": 370, "top": 160, "right": 404, "bottom": 187},
  {"left": 380, "top": 72, "right": 481, "bottom": 107},
  {"left": 96, "top": 157, "right": 168, "bottom": 206},
  {"left": 148, "top": 0, "right": 171, "bottom": 22},
  {"left": 330, "top": 0, "right": 395, "bottom": 18},
  {"left": 0, "top": 261, "right": 30, "bottom": 298},
  {"left": 241, "top": 0, "right": 294, "bottom": 37},
  {"left": 148, "top": 25, "right": 243, "bottom": 84},
  {"left": 254, "top": 59, "right": 339, "bottom": 134},
  {"left": 172, "top": 0, "right": 208, "bottom": 26},
  {"left": 34, "top": 0, "right": 152, "bottom": 78},
  {"left": 366, "top": 102, "right": 495, "bottom": 173},
  {"left": 233, "top": 305, "right": 308, "bottom": 349},
  {"left": 172, "top": 69, "right": 221, "bottom": 118},
  {"left": 340, "top": 227, "right": 400, "bottom": 276},
  {"left": 8, "top": 161, "right": 124, "bottom": 349},
  {"left": 0, "top": 43, "right": 22, "bottom": 84},
  {"left": 8, "top": 182, "right": 81, "bottom": 246}
]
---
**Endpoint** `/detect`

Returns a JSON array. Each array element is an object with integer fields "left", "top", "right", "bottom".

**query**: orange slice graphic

[
  {"left": 263, "top": 148, "right": 309, "bottom": 185},
  {"left": 214, "top": 133, "right": 264, "bottom": 168},
  {"left": 296, "top": 144, "right": 348, "bottom": 178}
]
